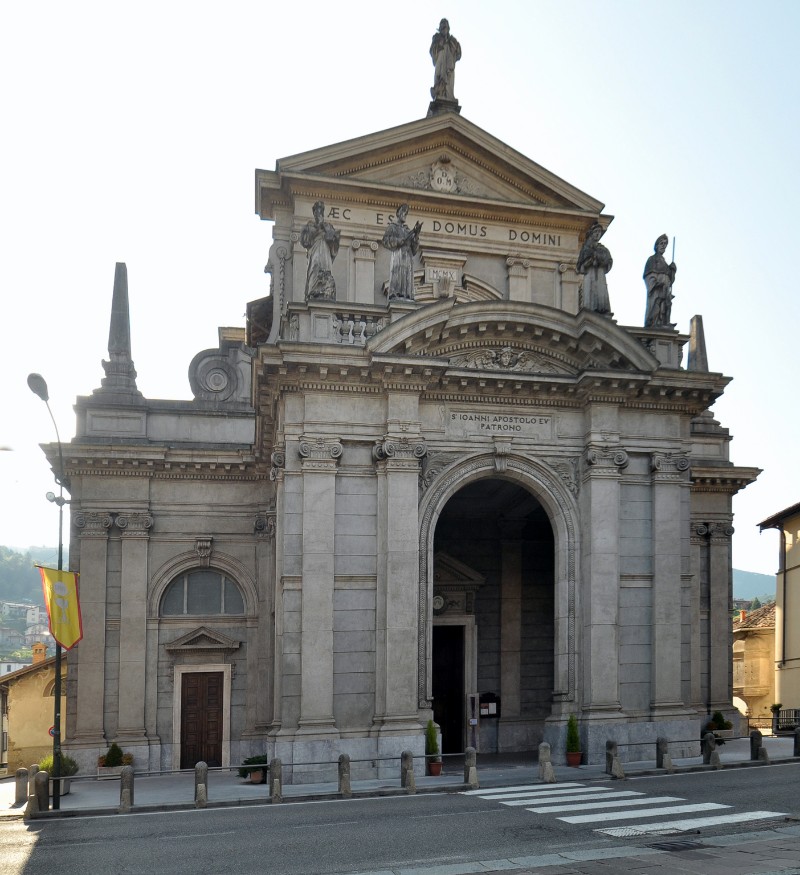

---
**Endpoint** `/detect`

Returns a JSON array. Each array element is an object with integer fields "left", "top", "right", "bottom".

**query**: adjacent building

[
  {"left": 759, "top": 501, "right": 800, "bottom": 711},
  {"left": 42, "top": 37, "right": 758, "bottom": 776}
]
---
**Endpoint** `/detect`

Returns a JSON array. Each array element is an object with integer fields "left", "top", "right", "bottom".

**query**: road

[{"left": 1, "top": 764, "right": 799, "bottom": 875}]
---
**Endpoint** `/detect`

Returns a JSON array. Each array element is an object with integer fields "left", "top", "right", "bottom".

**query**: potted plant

[
  {"left": 425, "top": 719, "right": 442, "bottom": 776},
  {"left": 771, "top": 703, "right": 783, "bottom": 734},
  {"left": 39, "top": 752, "right": 79, "bottom": 795},
  {"left": 704, "top": 710, "right": 733, "bottom": 743},
  {"left": 566, "top": 714, "right": 582, "bottom": 767},
  {"left": 238, "top": 754, "right": 270, "bottom": 784},
  {"left": 97, "top": 742, "right": 134, "bottom": 776}
]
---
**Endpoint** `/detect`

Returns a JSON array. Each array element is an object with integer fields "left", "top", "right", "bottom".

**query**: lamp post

[{"left": 27, "top": 372, "right": 66, "bottom": 810}]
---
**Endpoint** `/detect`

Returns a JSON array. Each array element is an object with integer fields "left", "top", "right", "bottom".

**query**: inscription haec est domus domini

[{"left": 321, "top": 204, "right": 566, "bottom": 247}]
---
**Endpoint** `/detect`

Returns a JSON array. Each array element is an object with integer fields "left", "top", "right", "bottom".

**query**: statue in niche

[
  {"left": 643, "top": 234, "right": 677, "bottom": 328},
  {"left": 576, "top": 222, "right": 613, "bottom": 317},
  {"left": 382, "top": 204, "right": 422, "bottom": 300},
  {"left": 430, "top": 18, "right": 461, "bottom": 102},
  {"left": 300, "top": 200, "right": 340, "bottom": 300}
]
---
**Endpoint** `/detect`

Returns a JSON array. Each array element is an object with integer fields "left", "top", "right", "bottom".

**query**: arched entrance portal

[{"left": 432, "top": 478, "right": 555, "bottom": 754}]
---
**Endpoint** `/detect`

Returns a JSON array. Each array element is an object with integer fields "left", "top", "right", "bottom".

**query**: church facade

[{"left": 51, "top": 73, "right": 757, "bottom": 777}]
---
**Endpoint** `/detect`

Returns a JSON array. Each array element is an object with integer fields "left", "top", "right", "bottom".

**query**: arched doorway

[{"left": 431, "top": 478, "right": 555, "bottom": 753}]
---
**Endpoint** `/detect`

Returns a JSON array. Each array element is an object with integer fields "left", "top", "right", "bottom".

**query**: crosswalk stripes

[{"left": 463, "top": 781, "right": 788, "bottom": 837}]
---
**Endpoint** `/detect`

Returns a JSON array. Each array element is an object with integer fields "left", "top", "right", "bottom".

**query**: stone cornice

[{"left": 690, "top": 465, "right": 761, "bottom": 495}]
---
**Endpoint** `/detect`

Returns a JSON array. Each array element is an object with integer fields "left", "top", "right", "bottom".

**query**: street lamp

[{"left": 27, "top": 372, "right": 67, "bottom": 810}]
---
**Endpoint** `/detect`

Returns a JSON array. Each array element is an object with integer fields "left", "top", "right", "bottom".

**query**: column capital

[
  {"left": 299, "top": 437, "right": 342, "bottom": 470},
  {"left": 373, "top": 437, "right": 427, "bottom": 468},
  {"left": 117, "top": 512, "right": 154, "bottom": 538},
  {"left": 651, "top": 453, "right": 690, "bottom": 480},
  {"left": 584, "top": 446, "right": 629, "bottom": 476},
  {"left": 692, "top": 520, "right": 735, "bottom": 543},
  {"left": 74, "top": 511, "right": 114, "bottom": 537},
  {"left": 269, "top": 447, "right": 286, "bottom": 481}
]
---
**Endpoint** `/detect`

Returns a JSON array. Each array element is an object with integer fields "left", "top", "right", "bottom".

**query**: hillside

[{"left": 732, "top": 568, "right": 775, "bottom": 601}]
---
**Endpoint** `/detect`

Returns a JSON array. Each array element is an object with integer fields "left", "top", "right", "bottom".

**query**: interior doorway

[
  {"left": 432, "top": 624, "right": 465, "bottom": 753},
  {"left": 180, "top": 671, "right": 223, "bottom": 768}
]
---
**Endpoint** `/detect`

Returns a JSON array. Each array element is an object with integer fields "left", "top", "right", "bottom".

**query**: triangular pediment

[
  {"left": 165, "top": 626, "right": 241, "bottom": 654},
  {"left": 434, "top": 552, "right": 485, "bottom": 586},
  {"left": 257, "top": 114, "right": 604, "bottom": 218}
]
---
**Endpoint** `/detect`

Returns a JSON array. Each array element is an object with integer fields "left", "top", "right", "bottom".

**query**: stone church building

[{"left": 50, "top": 42, "right": 757, "bottom": 776}]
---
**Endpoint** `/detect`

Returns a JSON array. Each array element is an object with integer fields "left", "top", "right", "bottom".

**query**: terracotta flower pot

[
  {"left": 566, "top": 751, "right": 582, "bottom": 767},
  {"left": 428, "top": 761, "right": 443, "bottom": 776}
]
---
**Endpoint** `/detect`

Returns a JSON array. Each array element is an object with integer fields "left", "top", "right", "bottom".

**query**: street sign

[{"left": 49, "top": 726, "right": 56, "bottom": 737}]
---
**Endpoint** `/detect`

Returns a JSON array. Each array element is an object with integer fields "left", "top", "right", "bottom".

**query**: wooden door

[{"left": 180, "top": 672, "right": 223, "bottom": 768}]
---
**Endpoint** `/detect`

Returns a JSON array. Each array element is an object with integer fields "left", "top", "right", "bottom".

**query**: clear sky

[{"left": 1, "top": 0, "right": 798, "bottom": 573}]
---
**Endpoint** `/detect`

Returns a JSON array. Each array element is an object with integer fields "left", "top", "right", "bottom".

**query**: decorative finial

[{"left": 93, "top": 262, "right": 143, "bottom": 399}]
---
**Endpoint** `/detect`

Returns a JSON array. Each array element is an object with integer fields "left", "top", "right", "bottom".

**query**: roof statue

[
  {"left": 576, "top": 222, "right": 613, "bottom": 318},
  {"left": 643, "top": 234, "right": 677, "bottom": 328},
  {"left": 428, "top": 18, "right": 461, "bottom": 117}
]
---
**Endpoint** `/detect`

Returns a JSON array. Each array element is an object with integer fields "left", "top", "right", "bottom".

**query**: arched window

[{"left": 160, "top": 570, "right": 245, "bottom": 616}]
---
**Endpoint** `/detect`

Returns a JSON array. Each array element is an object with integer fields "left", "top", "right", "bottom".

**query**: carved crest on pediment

[
  {"left": 448, "top": 346, "right": 568, "bottom": 374},
  {"left": 404, "top": 156, "right": 476, "bottom": 195}
]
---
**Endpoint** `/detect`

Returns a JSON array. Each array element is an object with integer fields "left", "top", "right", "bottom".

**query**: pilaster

[
  {"left": 296, "top": 437, "right": 342, "bottom": 736},
  {"left": 650, "top": 454, "right": 690, "bottom": 714},
  {"left": 114, "top": 512, "right": 153, "bottom": 744},
  {"left": 373, "top": 435, "right": 426, "bottom": 733},
  {"left": 71, "top": 511, "right": 112, "bottom": 746},
  {"left": 499, "top": 518, "right": 525, "bottom": 721},
  {"left": 351, "top": 239, "right": 378, "bottom": 305},
  {"left": 580, "top": 446, "right": 628, "bottom": 714}
]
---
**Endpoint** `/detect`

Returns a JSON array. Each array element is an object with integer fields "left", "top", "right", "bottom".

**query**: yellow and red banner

[{"left": 37, "top": 567, "right": 83, "bottom": 650}]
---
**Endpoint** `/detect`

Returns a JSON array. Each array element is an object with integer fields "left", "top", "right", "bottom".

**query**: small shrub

[
  {"left": 238, "top": 754, "right": 270, "bottom": 779},
  {"left": 121, "top": 753, "right": 134, "bottom": 766},
  {"left": 425, "top": 719, "right": 440, "bottom": 762},
  {"left": 38, "top": 753, "right": 79, "bottom": 777},
  {"left": 103, "top": 743, "right": 124, "bottom": 767},
  {"left": 566, "top": 714, "right": 581, "bottom": 753}
]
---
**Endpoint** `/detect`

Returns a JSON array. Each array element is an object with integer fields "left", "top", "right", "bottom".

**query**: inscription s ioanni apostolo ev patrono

[
  {"left": 449, "top": 409, "right": 555, "bottom": 438},
  {"left": 317, "top": 204, "right": 567, "bottom": 248}
]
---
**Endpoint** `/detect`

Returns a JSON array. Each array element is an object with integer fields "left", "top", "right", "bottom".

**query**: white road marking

[
  {"left": 463, "top": 782, "right": 584, "bottom": 796},
  {"left": 528, "top": 795, "right": 684, "bottom": 814},
  {"left": 560, "top": 802, "right": 729, "bottom": 824},
  {"left": 598, "top": 810, "right": 788, "bottom": 836},
  {"left": 502, "top": 791, "right": 645, "bottom": 806}
]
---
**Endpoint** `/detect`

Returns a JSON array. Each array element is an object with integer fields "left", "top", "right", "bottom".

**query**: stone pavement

[{"left": 1, "top": 738, "right": 799, "bottom": 873}]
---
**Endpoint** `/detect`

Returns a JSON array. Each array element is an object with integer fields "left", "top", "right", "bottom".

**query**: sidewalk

[{"left": 0, "top": 736, "right": 796, "bottom": 821}]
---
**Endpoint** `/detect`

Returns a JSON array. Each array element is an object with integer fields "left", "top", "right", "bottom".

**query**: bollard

[
  {"left": 702, "top": 731, "right": 715, "bottom": 764},
  {"left": 338, "top": 753, "right": 352, "bottom": 798},
  {"left": 28, "top": 764, "right": 39, "bottom": 798},
  {"left": 24, "top": 792, "right": 39, "bottom": 820},
  {"left": 269, "top": 757, "right": 282, "bottom": 803},
  {"left": 15, "top": 769, "right": 29, "bottom": 805},
  {"left": 400, "top": 750, "right": 414, "bottom": 789},
  {"left": 119, "top": 765, "right": 135, "bottom": 813},
  {"left": 538, "top": 742, "right": 556, "bottom": 784},
  {"left": 750, "top": 729, "right": 763, "bottom": 761},
  {"left": 605, "top": 740, "right": 617, "bottom": 774},
  {"left": 758, "top": 746, "right": 770, "bottom": 764},
  {"left": 605, "top": 740, "right": 625, "bottom": 780},
  {"left": 464, "top": 747, "right": 478, "bottom": 789},
  {"left": 194, "top": 760, "right": 208, "bottom": 808},
  {"left": 794, "top": 727, "right": 800, "bottom": 758},
  {"left": 656, "top": 737, "right": 673, "bottom": 773},
  {"left": 34, "top": 771, "right": 49, "bottom": 812}
]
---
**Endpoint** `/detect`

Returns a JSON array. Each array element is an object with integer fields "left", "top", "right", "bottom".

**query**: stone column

[
  {"left": 499, "top": 519, "right": 525, "bottom": 724},
  {"left": 115, "top": 512, "right": 153, "bottom": 744},
  {"left": 296, "top": 437, "right": 342, "bottom": 735},
  {"left": 373, "top": 435, "right": 426, "bottom": 735},
  {"left": 269, "top": 449, "right": 286, "bottom": 734},
  {"left": 351, "top": 240, "right": 378, "bottom": 305},
  {"left": 71, "top": 512, "right": 112, "bottom": 746},
  {"left": 650, "top": 455, "right": 690, "bottom": 714},
  {"left": 580, "top": 446, "right": 628, "bottom": 714}
]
